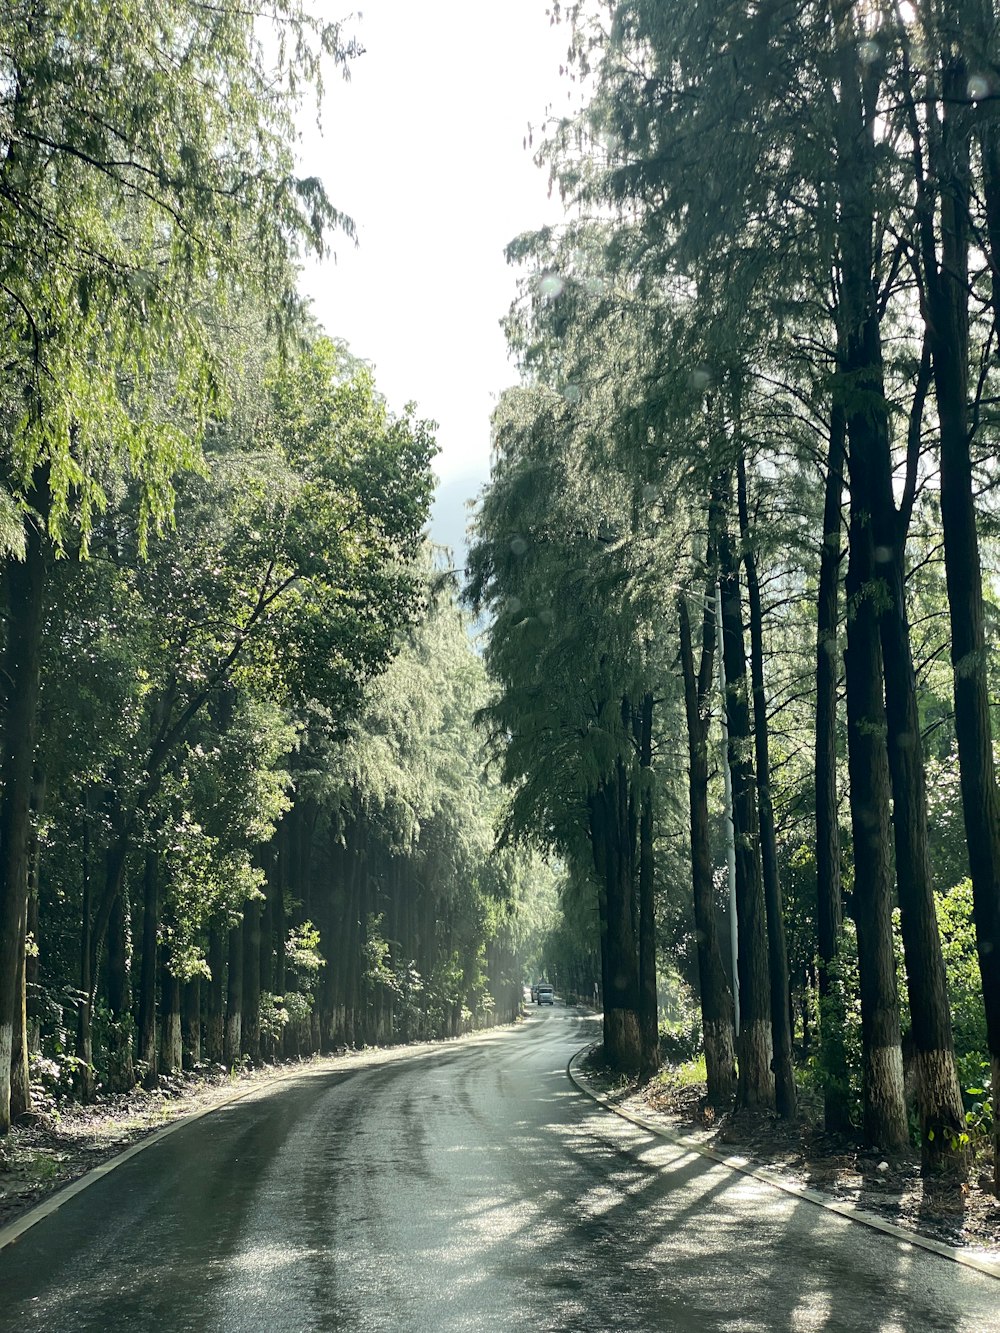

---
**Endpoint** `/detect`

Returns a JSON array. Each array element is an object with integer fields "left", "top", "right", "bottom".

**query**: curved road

[{"left": 0, "top": 1007, "right": 997, "bottom": 1331}]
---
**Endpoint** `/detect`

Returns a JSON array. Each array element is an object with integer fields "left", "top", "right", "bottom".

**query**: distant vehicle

[
  {"left": 536, "top": 984, "right": 554, "bottom": 1005},
  {"left": 530, "top": 982, "right": 540, "bottom": 1002}
]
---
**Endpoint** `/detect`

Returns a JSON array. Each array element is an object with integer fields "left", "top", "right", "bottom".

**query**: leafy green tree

[{"left": 0, "top": 0, "right": 353, "bottom": 1131}]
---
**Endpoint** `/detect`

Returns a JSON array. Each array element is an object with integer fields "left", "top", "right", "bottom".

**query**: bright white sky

[{"left": 295, "top": 0, "right": 574, "bottom": 557}]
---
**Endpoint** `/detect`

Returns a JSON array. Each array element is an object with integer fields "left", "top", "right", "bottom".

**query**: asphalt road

[{"left": 0, "top": 1006, "right": 997, "bottom": 1332}]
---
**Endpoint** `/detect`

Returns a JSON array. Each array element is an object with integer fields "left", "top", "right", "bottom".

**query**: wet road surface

[{"left": 0, "top": 1007, "right": 997, "bottom": 1331}]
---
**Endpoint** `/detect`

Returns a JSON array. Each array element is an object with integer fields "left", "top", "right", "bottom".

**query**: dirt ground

[{"left": 584, "top": 1060, "right": 1000, "bottom": 1259}]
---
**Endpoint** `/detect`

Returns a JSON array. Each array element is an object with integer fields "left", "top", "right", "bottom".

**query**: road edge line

[
  {"left": 0, "top": 1069, "right": 293, "bottom": 1254},
  {"left": 566, "top": 1046, "right": 1000, "bottom": 1282},
  {"left": 0, "top": 1021, "right": 527, "bottom": 1254}
]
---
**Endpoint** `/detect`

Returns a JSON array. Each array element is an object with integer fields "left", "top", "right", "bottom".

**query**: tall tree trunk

[
  {"left": 106, "top": 885, "right": 134, "bottom": 1092},
  {"left": 241, "top": 897, "right": 261, "bottom": 1062},
  {"left": 9, "top": 896, "right": 30, "bottom": 1121},
  {"left": 205, "top": 923, "right": 225, "bottom": 1065},
  {"left": 0, "top": 508, "right": 46, "bottom": 1133},
  {"left": 19, "top": 770, "right": 46, "bottom": 1103},
  {"left": 921, "top": 30, "right": 1000, "bottom": 1191},
  {"left": 834, "top": 27, "right": 910, "bottom": 1154},
  {"left": 182, "top": 976, "right": 201, "bottom": 1069},
  {"left": 737, "top": 451, "right": 796, "bottom": 1118},
  {"left": 75, "top": 794, "right": 95, "bottom": 1102},
  {"left": 160, "top": 954, "right": 182, "bottom": 1075},
  {"left": 843, "top": 499, "right": 909, "bottom": 1151},
  {"left": 138, "top": 853, "right": 159, "bottom": 1082},
  {"left": 815, "top": 402, "right": 850, "bottom": 1133},
  {"left": 678, "top": 586, "right": 737, "bottom": 1109},
  {"left": 589, "top": 770, "right": 642, "bottom": 1074},
  {"left": 637, "top": 691, "right": 659, "bottom": 1076},
  {"left": 224, "top": 920, "right": 243, "bottom": 1067},
  {"left": 718, "top": 494, "right": 774, "bottom": 1110}
]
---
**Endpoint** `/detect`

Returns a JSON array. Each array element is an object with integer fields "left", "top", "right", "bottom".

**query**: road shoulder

[{"left": 567, "top": 1046, "right": 1000, "bottom": 1282}]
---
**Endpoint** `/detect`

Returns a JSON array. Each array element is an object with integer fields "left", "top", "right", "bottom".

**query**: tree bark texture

[
  {"left": 182, "top": 977, "right": 201, "bottom": 1069},
  {"left": 205, "top": 923, "right": 225, "bottom": 1064},
  {"left": 718, "top": 502, "right": 774, "bottom": 1110},
  {"left": 737, "top": 451, "right": 796, "bottom": 1118},
  {"left": 0, "top": 512, "right": 47, "bottom": 1132},
  {"left": 678, "top": 584, "right": 737, "bottom": 1110},
  {"left": 636, "top": 691, "right": 660, "bottom": 1076},
  {"left": 105, "top": 887, "right": 134, "bottom": 1092},
  {"left": 815, "top": 402, "right": 850, "bottom": 1133},
  {"left": 241, "top": 897, "right": 261, "bottom": 1062},
  {"left": 588, "top": 760, "right": 642, "bottom": 1074},
  {"left": 138, "top": 853, "right": 159, "bottom": 1081},
  {"left": 922, "top": 34, "right": 1000, "bottom": 1190},
  {"left": 834, "top": 31, "right": 927, "bottom": 1155},
  {"left": 843, "top": 500, "right": 909, "bottom": 1151},
  {"left": 224, "top": 920, "right": 243, "bottom": 1067}
]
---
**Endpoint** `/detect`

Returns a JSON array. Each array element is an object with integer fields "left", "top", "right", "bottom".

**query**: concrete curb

[{"left": 567, "top": 1046, "right": 1000, "bottom": 1282}]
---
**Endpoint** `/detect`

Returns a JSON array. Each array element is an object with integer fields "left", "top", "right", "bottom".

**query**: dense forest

[
  {"left": 468, "top": 0, "right": 1000, "bottom": 1193},
  {"left": 4, "top": 0, "right": 1000, "bottom": 1226},
  {"left": 0, "top": 2, "right": 556, "bottom": 1143}
]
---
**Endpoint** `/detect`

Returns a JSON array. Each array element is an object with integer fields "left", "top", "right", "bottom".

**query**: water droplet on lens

[
  {"left": 510, "top": 535, "right": 528, "bottom": 556},
  {"left": 968, "top": 74, "right": 990, "bottom": 101},
  {"left": 539, "top": 273, "right": 565, "bottom": 299}
]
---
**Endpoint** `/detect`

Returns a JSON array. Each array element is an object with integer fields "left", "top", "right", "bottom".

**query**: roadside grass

[{"left": 652, "top": 1054, "right": 707, "bottom": 1093}]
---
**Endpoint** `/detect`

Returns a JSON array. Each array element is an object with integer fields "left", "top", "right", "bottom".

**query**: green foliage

[
  {"left": 363, "top": 915, "right": 400, "bottom": 997},
  {"left": 936, "top": 881, "right": 990, "bottom": 1091},
  {"left": 257, "top": 992, "right": 290, "bottom": 1045},
  {"left": 285, "top": 922, "right": 324, "bottom": 983},
  {"left": 0, "top": 0, "right": 354, "bottom": 544}
]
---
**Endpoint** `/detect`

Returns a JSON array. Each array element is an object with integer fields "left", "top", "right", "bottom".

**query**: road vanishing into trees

[{"left": 0, "top": 1009, "right": 997, "bottom": 1332}]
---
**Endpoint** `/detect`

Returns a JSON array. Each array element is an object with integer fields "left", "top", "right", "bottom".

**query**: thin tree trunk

[
  {"left": 637, "top": 691, "right": 659, "bottom": 1076},
  {"left": 10, "top": 896, "right": 30, "bottom": 1121},
  {"left": 844, "top": 498, "right": 908, "bottom": 1151},
  {"left": 224, "top": 920, "right": 243, "bottom": 1067},
  {"left": 205, "top": 923, "right": 225, "bottom": 1064},
  {"left": 0, "top": 508, "right": 46, "bottom": 1133},
  {"left": 815, "top": 401, "right": 850, "bottom": 1133},
  {"left": 138, "top": 853, "right": 159, "bottom": 1082},
  {"left": 718, "top": 492, "right": 773, "bottom": 1110},
  {"left": 241, "top": 897, "right": 261, "bottom": 1062},
  {"left": 921, "top": 33, "right": 1000, "bottom": 1190},
  {"left": 159, "top": 954, "right": 182, "bottom": 1075},
  {"left": 182, "top": 976, "right": 201, "bottom": 1069},
  {"left": 21, "top": 770, "right": 46, "bottom": 1085},
  {"left": 106, "top": 885, "right": 134, "bottom": 1091},
  {"left": 737, "top": 451, "right": 795, "bottom": 1118},
  {"left": 75, "top": 795, "right": 95, "bottom": 1102},
  {"left": 678, "top": 586, "right": 737, "bottom": 1109}
]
